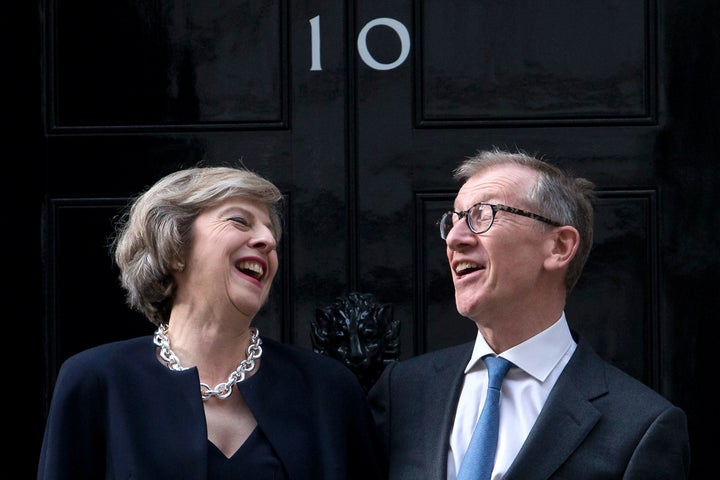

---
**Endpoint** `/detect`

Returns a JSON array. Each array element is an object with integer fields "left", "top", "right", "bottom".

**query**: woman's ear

[{"left": 544, "top": 226, "right": 579, "bottom": 271}]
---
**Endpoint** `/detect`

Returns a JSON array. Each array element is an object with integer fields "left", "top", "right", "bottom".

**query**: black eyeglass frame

[{"left": 439, "top": 202, "right": 562, "bottom": 240}]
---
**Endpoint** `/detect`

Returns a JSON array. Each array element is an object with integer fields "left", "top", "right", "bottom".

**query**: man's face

[{"left": 444, "top": 164, "right": 551, "bottom": 324}]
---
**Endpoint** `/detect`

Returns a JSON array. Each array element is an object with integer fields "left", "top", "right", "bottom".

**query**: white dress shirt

[{"left": 447, "top": 313, "right": 577, "bottom": 480}]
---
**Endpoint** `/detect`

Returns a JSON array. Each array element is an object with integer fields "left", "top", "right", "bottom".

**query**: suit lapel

[
  {"left": 504, "top": 337, "right": 607, "bottom": 480},
  {"left": 427, "top": 343, "right": 474, "bottom": 479}
]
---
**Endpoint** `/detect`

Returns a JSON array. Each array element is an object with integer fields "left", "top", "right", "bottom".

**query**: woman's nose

[{"left": 250, "top": 226, "right": 277, "bottom": 251}]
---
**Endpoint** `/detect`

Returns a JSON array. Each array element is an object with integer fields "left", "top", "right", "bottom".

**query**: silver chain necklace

[{"left": 153, "top": 325, "right": 262, "bottom": 401}]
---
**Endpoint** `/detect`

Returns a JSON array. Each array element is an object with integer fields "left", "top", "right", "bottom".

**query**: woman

[{"left": 38, "top": 165, "right": 387, "bottom": 479}]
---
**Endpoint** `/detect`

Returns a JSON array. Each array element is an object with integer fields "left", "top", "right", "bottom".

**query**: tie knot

[{"left": 482, "top": 355, "right": 512, "bottom": 390}]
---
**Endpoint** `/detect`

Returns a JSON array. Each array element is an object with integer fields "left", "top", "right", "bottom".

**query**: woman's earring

[{"left": 176, "top": 261, "right": 185, "bottom": 272}]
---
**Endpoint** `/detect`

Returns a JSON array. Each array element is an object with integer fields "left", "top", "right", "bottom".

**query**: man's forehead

[{"left": 456, "top": 167, "right": 535, "bottom": 206}]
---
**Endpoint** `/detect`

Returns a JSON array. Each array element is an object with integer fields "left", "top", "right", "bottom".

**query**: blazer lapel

[
  {"left": 504, "top": 337, "right": 606, "bottom": 480},
  {"left": 237, "top": 343, "right": 314, "bottom": 478}
]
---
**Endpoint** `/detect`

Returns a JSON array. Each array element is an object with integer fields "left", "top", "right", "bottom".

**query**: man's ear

[{"left": 544, "top": 226, "right": 579, "bottom": 271}]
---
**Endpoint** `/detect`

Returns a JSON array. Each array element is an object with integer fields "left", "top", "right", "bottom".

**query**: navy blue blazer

[
  {"left": 368, "top": 334, "right": 690, "bottom": 479},
  {"left": 38, "top": 335, "right": 387, "bottom": 479}
]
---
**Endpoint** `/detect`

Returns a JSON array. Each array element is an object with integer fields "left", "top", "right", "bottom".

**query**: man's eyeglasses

[{"left": 438, "top": 202, "right": 561, "bottom": 240}]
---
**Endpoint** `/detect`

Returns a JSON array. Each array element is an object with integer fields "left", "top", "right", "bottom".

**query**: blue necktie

[{"left": 456, "top": 355, "right": 513, "bottom": 480}]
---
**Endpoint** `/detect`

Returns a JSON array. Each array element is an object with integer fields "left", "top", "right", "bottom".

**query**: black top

[{"left": 207, "top": 426, "right": 289, "bottom": 480}]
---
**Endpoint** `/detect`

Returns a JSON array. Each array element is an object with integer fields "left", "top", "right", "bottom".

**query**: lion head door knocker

[{"left": 311, "top": 292, "right": 400, "bottom": 391}]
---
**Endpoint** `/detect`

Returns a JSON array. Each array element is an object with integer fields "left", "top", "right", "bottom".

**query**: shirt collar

[{"left": 464, "top": 312, "right": 575, "bottom": 382}]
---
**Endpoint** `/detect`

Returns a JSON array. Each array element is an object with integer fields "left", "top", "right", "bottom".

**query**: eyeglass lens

[
  {"left": 440, "top": 204, "right": 492, "bottom": 239},
  {"left": 439, "top": 213, "right": 453, "bottom": 239}
]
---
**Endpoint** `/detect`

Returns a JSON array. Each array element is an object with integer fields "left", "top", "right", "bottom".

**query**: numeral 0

[{"left": 310, "top": 16, "right": 411, "bottom": 71}]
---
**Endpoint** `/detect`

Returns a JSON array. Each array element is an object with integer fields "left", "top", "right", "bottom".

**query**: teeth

[
  {"left": 455, "top": 261, "right": 480, "bottom": 275},
  {"left": 237, "top": 261, "right": 264, "bottom": 280},
  {"left": 456, "top": 261, "right": 477, "bottom": 270}
]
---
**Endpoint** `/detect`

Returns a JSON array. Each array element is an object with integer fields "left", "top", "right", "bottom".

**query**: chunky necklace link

[{"left": 153, "top": 325, "right": 262, "bottom": 401}]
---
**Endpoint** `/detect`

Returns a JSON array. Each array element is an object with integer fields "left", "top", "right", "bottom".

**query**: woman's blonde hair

[{"left": 112, "top": 166, "right": 284, "bottom": 326}]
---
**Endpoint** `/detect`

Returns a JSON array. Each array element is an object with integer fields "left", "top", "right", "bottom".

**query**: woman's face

[{"left": 175, "top": 197, "right": 279, "bottom": 322}]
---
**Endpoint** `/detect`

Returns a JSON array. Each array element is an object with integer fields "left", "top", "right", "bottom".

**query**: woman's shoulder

[
  {"left": 260, "top": 336, "right": 341, "bottom": 364},
  {"left": 58, "top": 336, "right": 154, "bottom": 376},
  {"left": 260, "top": 336, "right": 360, "bottom": 383},
  {"left": 49, "top": 336, "right": 155, "bottom": 403}
]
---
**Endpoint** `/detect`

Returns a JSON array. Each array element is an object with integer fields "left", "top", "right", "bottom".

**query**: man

[{"left": 368, "top": 148, "right": 690, "bottom": 479}]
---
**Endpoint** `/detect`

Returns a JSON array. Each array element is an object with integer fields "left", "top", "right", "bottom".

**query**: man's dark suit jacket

[
  {"left": 368, "top": 334, "right": 690, "bottom": 479},
  {"left": 38, "top": 335, "right": 387, "bottom": 479}
]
